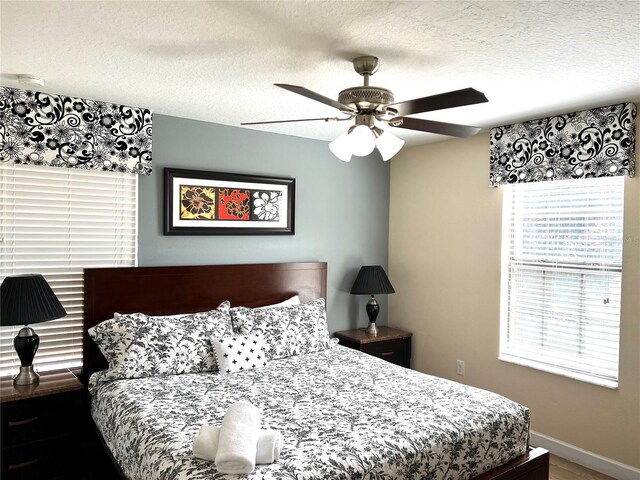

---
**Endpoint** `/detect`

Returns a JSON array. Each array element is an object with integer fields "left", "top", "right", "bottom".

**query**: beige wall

[{"left": 388, "top": 124, "right": 640, "bottom": 467}]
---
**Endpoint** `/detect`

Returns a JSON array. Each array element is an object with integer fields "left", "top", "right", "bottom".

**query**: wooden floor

[{"left": 549, "top": 454, "right": 617, "bottom": 480}]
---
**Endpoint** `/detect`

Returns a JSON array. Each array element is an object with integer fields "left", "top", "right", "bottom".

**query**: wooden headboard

[{"left": 82, "top": 262, "right": 327, "bottom": 381}]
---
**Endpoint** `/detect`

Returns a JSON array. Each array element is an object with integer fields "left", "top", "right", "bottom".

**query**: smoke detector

[{"left": 17, "top": 74, "right": 45, "bottom": 88}]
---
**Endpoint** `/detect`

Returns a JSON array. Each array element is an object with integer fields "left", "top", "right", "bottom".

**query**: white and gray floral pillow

[
  {"left": 230, "top": 298, "right": 331, "bottom": 360},
  {"left": 89, "top": 301, "right": 233, "bottom": 382}
]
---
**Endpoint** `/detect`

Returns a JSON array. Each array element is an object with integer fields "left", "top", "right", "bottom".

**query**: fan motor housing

[{"left": 338, "top": 86, "right": 394, "bottom": 112}]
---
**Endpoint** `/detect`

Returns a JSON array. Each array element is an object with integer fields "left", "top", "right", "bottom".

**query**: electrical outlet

[{"left": 456, "top": 360, "right": 465, "bottom": 376}]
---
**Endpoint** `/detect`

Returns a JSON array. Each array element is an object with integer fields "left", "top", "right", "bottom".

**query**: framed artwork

[{"left": 164, "top": 168, "right": 295, "bottom": 235}]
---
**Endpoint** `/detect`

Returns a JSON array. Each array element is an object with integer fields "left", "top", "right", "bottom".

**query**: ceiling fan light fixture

[
  {"left": 247, "top": 56, "right": 487, "bottom": 158},
  {"left": 375, "top": 129, "right": 405, "bottom": 161},
  {"left": 348, "top": 125, "right": 376, "bottom": 157},
  {"left": 329, "top": 133, "right": 352, "bottom": 162}
]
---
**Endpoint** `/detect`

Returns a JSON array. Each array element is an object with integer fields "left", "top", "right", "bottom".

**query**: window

[
  {"left": 0, "top": 163, "right": 137, "bottom": 375},
  {"left": 500, "top": 176, "right": 624, "bottom": 388}
]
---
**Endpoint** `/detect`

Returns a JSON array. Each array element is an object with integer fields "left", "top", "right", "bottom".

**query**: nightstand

[
  {"left": 1, "top": 369, "right": 84, "bottom": 480},
  {"left": 334, "top": 326, "right": 412, "bottom": 368}
]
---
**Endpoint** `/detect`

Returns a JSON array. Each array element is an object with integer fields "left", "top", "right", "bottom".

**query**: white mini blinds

[
  {"left": 500, "top": 176, "right": 624, "bottom": 387},
  {"left": 0, "top": 163, "right": 137, "bottom": 375}
]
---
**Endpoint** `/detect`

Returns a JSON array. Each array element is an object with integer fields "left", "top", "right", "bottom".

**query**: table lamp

[
  {"left": 350, "top": 265, "right": 395, "bottom": 336},
  {"left": 1, "top": 274, "right": 67, "bottom": 386}
]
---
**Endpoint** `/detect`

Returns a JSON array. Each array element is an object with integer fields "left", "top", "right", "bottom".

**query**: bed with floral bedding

[
  {"left": 83, "top": 262, "right": 548, "bottom": 480},
  {"left": 89, "top": 344, "right": 530, "bottom": 480}
]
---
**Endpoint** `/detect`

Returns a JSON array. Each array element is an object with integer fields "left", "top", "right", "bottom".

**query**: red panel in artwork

[{"left": 218, "top": 189, "right": 250, "bottom": 220}]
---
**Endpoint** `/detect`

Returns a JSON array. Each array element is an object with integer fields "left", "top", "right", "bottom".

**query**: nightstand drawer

[
  {"left": 363, "top": 338, "right": 407, "bottom": 366},
  {"left": 2, "top": 435, "right": 79, "bottom": 480},
  {"left": 1, "top": 391, "right": 80, "bottom": 447},
  {"left": 0, "top": 370, "right": 84, "bottom": 479},
  {"left": 334, "top": 327, "right": 412, "bottom": 368}
]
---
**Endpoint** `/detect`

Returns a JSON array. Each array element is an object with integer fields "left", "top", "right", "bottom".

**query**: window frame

[
  {"left": 499, "top": 176, "right": 624, "bottom": 389},
  {"left": 0, "top": 163, "right": 138, "bottom": 375}
]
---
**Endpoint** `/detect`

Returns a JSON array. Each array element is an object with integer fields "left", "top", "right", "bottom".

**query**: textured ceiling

[{"left": 1, "top": 1, "right": 639, "bottom": 147}]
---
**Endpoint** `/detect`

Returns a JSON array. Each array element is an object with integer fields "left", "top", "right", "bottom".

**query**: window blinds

[
  {"left": 500, "top": 176, "right": 624, "bottom": 387},
  {"left": 0, "top": 163, "right": 137, "bottom": 375}
]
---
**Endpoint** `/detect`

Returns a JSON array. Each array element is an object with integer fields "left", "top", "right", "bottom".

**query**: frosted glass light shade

[
  {"left": 349, "top": 125, "right": 376, "bottom": 157},
  {"left": 375, "top": 130, "right": 405, "bottom": 161},
  {"left": 329, "top": 133, "right": 352, "bottom": 162}
]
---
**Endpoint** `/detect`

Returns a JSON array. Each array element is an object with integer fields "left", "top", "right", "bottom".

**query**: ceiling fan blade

[
  {"left": 390, "top": 88, "right": 488, "bottom": 116},
  {"left": 241, "top": 117, "right": 344, "bottom": 126},
  {"left": 275, "top": 84, "right": 356, "bottom": 113},
  {"left": 390, "top": 117, "right": 481, "bottom": 137}
]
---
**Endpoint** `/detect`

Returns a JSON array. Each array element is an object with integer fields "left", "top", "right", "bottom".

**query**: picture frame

[{"left": 164, "top": 168, "right": 295, "bottom": 235}]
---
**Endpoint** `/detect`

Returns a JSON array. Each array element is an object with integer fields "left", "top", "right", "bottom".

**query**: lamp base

[
  {"left": 13, "top": 326, "right": 40, "bottom": 386},
  {"left": 365, "top": 296, "right": 380, "bottom": 336},
  {"left": 13, "top": 365, "right": 40, "bottom": 386},
  {"left": 366, "top": 322, "right": 378, "bottom": 336}
]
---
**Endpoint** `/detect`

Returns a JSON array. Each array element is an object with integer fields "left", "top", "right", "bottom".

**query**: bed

[{"left": 82, "top": 262, "right": 549, "bottom": 480}]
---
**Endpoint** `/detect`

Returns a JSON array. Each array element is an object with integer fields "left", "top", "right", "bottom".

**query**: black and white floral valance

[
  {"left": 490, "top": 102, "right": 636, "bottom": 187},
  {"left": 0, "top": 86, "right": 152, "bottom": 175}
]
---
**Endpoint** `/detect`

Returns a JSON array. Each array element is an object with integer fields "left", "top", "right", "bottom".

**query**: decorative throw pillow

[
  {"left": 211, "top": 333, "right": 268, "bottom": 374},
  {"left": 89, "top": 301, "right": 233, "bottom": 382},
  {"left": 230, "top": 298, "right": 331, "bottom": 360}
]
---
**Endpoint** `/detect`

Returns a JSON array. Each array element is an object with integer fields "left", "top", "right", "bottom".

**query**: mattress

[{"left": 90, "top": 345, "right": 530, "bottom": 480}]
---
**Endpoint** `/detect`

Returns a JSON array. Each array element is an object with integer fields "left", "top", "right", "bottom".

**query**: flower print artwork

[
  {"left": 180, "top": 186, "right": 216, "bottom": 220},
  {"left": 218, "top": 189, "right": 250, "bottom": 220},
  {"left": 165, "top": 169, "right": 294, "bottom": 235},
  {"left": 252, "top": 191, "right": 282, "bottom": 221}
]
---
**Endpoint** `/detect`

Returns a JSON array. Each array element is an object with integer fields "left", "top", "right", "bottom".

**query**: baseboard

[{"left": 530, "top": 431, "right": 640, "bottom": 480}]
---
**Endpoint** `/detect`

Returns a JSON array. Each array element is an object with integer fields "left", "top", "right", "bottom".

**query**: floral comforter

[{"left": 90, "top": 346, "right": 529, "bottom": 480}]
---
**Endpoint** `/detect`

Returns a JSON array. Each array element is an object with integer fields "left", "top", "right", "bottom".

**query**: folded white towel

[
  {"left": 192, "top": 425, "right": 220, "bottom": 461},
  {"left": 193, "top": 426, "right": 283, "bottom": 464},
  {"left": 256, "top": 429, "right": 283, "bottom": 464},
  {"left": 215, "top": 402, "right": 261, "bottom": 474}
]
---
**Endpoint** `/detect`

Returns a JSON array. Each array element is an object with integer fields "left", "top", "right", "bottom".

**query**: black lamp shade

[
  {"left": 350, "top": 265, "right": 395, "bottom": 295},
  {"left": 1, "top": 274, "right": 67, "bottom": 327}
]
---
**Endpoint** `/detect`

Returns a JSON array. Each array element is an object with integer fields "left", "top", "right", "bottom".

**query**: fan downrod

[{"left": 338, "top": 56, "right": 393, "bottom": 113}]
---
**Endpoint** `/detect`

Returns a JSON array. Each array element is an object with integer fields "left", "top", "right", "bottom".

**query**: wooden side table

[
  {"left": 0, "top": 369, "right": 84, "bottom": 479},
  {"left": 334, "top": 326, "right": 412, "bottom": 368}
]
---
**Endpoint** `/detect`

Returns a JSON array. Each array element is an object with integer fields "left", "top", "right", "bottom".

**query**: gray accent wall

[{"left": 138, "top": 114, "right": 390, "bottom": 332}]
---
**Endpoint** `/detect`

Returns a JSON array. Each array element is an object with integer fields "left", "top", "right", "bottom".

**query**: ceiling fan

[{"left": 241, "top": 55, "right": 488, "bottom": 161}]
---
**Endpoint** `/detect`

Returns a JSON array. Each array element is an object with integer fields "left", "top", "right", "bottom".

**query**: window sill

[{"left": 498, "top": 354, "right": 619, "bottom": 390}]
